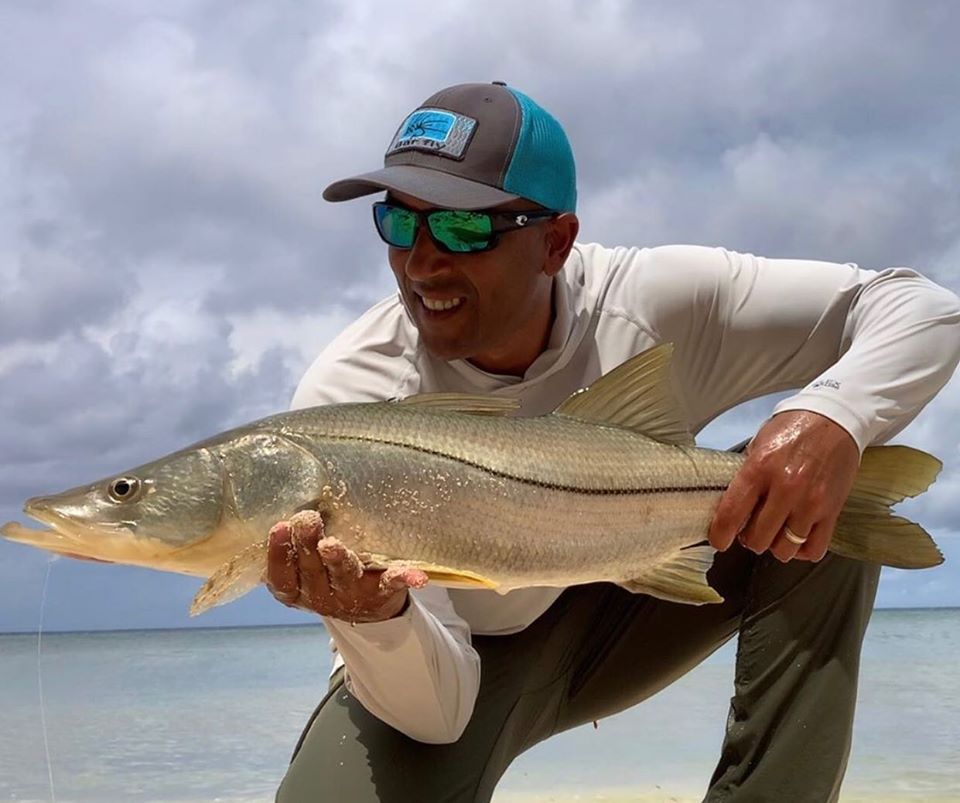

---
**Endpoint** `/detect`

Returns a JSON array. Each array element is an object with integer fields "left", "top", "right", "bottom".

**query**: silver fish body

[
  {"left": 220, "top": 403, "right": 744, "bottom": 591},
  {"left": 1, "top": 345, "right": 944, "bottom": 613}
]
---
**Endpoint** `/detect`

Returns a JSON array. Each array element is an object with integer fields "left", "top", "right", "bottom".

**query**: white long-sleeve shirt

[{"left": 291, "top": 243, "right": 960, "bottom": 743}]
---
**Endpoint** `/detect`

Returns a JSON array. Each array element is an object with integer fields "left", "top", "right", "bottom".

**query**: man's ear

[{"left": 543, "top": 213, "right": 580, "bottom": 277}]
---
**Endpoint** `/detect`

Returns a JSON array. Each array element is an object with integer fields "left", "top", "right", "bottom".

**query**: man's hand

[
  {"left": 264, "top": 510, "right": 428, "bottom": 623},
  {"left": 708, "top": 410, "right": 861, "bottom": 563}
]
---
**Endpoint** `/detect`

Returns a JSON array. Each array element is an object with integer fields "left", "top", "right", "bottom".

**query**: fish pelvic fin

[
  {"left": 830, "top": 445, "right": 944, "bottom": 570},
  {"left": 365, "top": 554, "right": 500, "bottom": 590},
  {"left": 418, "top": 567, "right": 500, "bottom": 590},
  {"left": 189, "top": 539, "right": 268, "bottom": 616},
  {"left": 553, "top": 343, "right": 694, "bottom": 446},
  {"left": 395, "top": 393, "right": 521, "bottom": 416},
  {"left": 617, "top": 544, "right": 723, "bottom": 605}
]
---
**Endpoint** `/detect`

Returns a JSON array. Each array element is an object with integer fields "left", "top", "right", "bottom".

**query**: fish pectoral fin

[
  {"left": 617, "top": 544, "right": 723, "bottom": 605},
  {"left": 369, "top": 556, "right": 499, "bottom": 590},
  {"left": 190, "top": 539, "right": 268, "bottom": 617},
  {"left": 553, "top": 343, "right": 694, "bottom": 446},
  {"left": 394, "top": 393, "right": 521, "bottom": 416}
]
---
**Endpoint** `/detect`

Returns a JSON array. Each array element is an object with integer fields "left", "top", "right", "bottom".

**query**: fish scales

[{"left": 221, "top": 407, "right": 743, "bottom": 589}]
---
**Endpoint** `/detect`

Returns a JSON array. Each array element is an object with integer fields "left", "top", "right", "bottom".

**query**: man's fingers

[
  {"left": 709, "top": 472, "right": 761, "bottom": 551},
  {"left": 264, "top": 515, "right": 425, "bottom": 621},
  {"left": 293, "top": 528, "right": 332, "bottom": 605},
  {"left": 318, "top": 537, "right": 364, "bottom": 591},
  {"left": 769, "top": 519, "right": 813, "bottom": 563},
  {"left": 795, "top": 518, "right": 834, "bottom": 562},
  {"left": 288, "top": 510, "right": 325, "bottom": 544},
  {"left": 737, "top": 488, "right": 801, "bottom": 555},
  {"left": 266, "top": 522, "right": 300, "bottom": 603},
  {"left": 379, "top": 566, "right": 429, "bottom": 595}
]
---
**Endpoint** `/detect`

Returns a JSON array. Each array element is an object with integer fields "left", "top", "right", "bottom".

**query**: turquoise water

[{"left": 1, "top": 609, "right": 957, "bottom": 802}]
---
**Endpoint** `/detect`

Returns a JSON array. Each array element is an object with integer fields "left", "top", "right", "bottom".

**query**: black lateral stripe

[{"left": 323, "top": 434, "right": 727, "bottom": 496}]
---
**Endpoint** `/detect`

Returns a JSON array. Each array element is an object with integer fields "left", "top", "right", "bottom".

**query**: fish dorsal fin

[
  {"left": 554, "top": 343, "right": 694, "bottom": 446},
  {"left": 395, "top": 393, "right": 520, "bottom": 416}
]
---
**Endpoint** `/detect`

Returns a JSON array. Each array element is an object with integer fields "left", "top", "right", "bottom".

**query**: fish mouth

[
  {"left": 19, "top": 496, "right": 176, "bottom": 566},
  {"left": 24, "top": 498, "right": 83, "bottom": 541},
  {"left": 23, "top": 497, "right": 131, "bottom": 544}
]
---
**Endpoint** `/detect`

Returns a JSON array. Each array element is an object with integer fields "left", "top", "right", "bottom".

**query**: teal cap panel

[{"left": 502, "top": 88, "right": 577, "bottom": 213}]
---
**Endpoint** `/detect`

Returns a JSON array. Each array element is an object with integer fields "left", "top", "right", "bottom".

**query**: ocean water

[{"left": 0, "top": 609, "right": 957, "bottom": 802}]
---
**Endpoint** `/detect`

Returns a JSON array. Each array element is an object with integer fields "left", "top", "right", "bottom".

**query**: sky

[{"left": 1, "top": 0, "right": 959, "bottom": 632}]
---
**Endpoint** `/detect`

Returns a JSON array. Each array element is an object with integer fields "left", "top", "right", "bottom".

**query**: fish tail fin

[
  {"left": 830, "top": 445, "right": 944, "bottom": 569},
  {"left": 189, "top": 539, "right": 268, "bottom": 616}
]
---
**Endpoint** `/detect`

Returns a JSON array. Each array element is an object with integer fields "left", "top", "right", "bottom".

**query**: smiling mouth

[{"left": 419, "top": 294, "right": 465, "bottom": 312}]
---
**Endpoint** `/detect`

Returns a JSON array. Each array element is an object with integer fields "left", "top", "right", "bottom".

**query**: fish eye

[{"left": 108, "top": 477, "right": 142, "bottom": 503}]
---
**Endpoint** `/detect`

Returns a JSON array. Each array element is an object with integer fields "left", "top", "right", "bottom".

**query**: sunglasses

[{"left": 372, "top": 202, "right": 558, "bottom": 254}]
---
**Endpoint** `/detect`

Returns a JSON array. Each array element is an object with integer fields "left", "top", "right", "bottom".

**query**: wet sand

[{"left": 493, "top": 790, "right": 960, "bottom": 802}]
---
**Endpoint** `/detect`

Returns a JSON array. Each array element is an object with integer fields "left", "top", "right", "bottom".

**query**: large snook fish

[{"left": 1, "top": 345, "right": 944, "bottom": 616}]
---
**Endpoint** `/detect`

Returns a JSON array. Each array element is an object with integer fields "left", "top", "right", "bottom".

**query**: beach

[{"left": 1, "top": 608, "right": 957, "bottom": 802}]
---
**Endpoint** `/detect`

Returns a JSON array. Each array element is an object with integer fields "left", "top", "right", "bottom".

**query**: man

[{"left": 268, "top": 82, "right": 960, "bottom": 802}]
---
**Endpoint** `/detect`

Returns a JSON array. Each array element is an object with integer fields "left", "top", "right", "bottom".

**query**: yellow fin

[
  {"left": 831, "top": 445, "right": 944, "bottom": 569},
  {"left": 554, "top": 343, "right": 694, "bottom": 446},
  {"left": 617, "top": 544, "right": 722, "bottom": 604},
  {"left": 420, "top": 568, "right": 500, "bottom": 589},
  {"left": 395, "top": 392, "right": 520, "bottom": 416},
  {"left": 366, "top": 554, "right": 499, "bottom": 589}
]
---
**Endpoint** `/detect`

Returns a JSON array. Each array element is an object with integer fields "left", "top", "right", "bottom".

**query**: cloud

[
  {"left": 1, "top": 1, "right": 959, "bottom": 632},
  {"left": 581, "top": 133, "right": 960, "bottom": 273}
]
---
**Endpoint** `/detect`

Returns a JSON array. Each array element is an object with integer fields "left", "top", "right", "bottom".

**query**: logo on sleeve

[
  {"left": 810, "top": 378, "right": 841, "bottom": 390},
  {"left": 386, "top": 109, "right": 477, "bottom": 160}
]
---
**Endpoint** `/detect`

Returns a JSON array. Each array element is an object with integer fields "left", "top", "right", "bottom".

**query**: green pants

[{"left": 276, "top": 544, "right": 880, "bottom": 802}]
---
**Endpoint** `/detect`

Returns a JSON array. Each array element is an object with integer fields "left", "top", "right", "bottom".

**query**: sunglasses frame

[{"left": 372, "top": 201, "right": 558, "bottom": 254}]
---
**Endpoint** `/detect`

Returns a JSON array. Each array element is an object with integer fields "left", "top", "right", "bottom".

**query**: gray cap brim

[{"left": 323, "top": 165, "right": 521, "bottom": 210}]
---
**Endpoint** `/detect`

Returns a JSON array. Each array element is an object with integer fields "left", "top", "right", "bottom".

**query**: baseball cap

[{"left": 323, "top": 81, "right": 577, "bottom": 213}]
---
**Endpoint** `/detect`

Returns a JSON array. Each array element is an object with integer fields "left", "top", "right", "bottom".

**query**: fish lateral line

[{"left": 296, "top": 431, "right": 728, "bottom": 496}]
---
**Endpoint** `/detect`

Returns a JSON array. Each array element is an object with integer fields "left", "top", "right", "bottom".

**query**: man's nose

[{"left": 402, "top": 227, "right": 452, "bottom": 281}]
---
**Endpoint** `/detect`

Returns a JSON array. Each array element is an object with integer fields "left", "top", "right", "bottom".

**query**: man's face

[{"left": 385, "top": 190, "right": 556, "bottom": 374}]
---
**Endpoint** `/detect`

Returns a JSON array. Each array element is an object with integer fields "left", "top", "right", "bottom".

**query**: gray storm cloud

[{"left": 1, "top": 0, "right": 959, "bottom": 630}]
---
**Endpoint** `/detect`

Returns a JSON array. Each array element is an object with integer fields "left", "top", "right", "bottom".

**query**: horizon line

[{"left": 1, "top": 605, "right": 958, "bottom": 636}]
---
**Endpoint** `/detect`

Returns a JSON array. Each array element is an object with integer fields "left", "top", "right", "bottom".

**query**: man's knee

[{"left": 277, "top": 680, "right": 503, "bottom": 803}]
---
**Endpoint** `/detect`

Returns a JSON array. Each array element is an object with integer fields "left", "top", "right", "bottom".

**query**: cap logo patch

[{"left": 387, "top": 108, "right": 477, "bottom": 160}]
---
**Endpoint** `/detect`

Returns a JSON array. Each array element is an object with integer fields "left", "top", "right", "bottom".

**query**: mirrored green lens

[
  {"left": 375, "top": 205, "right": 417, "bottom": 248},
  {"left": 429, "top": 211, "right": 494, "bottom": 253}
]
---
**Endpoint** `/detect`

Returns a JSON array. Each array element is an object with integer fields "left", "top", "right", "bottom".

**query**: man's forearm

[{"left": 325, "top": 589, "right": 480, "bottom": 744}]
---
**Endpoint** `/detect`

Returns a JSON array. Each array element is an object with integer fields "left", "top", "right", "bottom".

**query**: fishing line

[{"left": 37, "top": 557, "right": 57, "bottom": 803}]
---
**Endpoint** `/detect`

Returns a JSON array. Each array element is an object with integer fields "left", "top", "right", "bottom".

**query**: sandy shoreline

[
  {"left": 13, "top": 789, "right": 959, "bottom": 803},
  {"left": 493, "top": 790, "right": 960, "bottom": 803}
]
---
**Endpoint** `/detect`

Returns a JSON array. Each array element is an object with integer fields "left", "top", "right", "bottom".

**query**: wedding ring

[{"left": 783, "top": 526, "right": 807, "bottom": 546}]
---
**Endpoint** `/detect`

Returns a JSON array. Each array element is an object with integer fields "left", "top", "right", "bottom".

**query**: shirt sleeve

[
  {"left": 323, "top": 586, "right": 480, "bottom": 743},
  {"left": 290, "top": 298, "right": 481, "bottom": 743},
  {"left": 614, "top": 245, "right": 960, "bottom": 451}
]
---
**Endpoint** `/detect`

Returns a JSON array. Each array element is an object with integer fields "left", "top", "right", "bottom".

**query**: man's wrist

[
  {"left": 322, "top": 589, "right": 410, "bottom": 625},
  {"left": 383, "top": 589, "right": 411, "bottom": 619}
]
